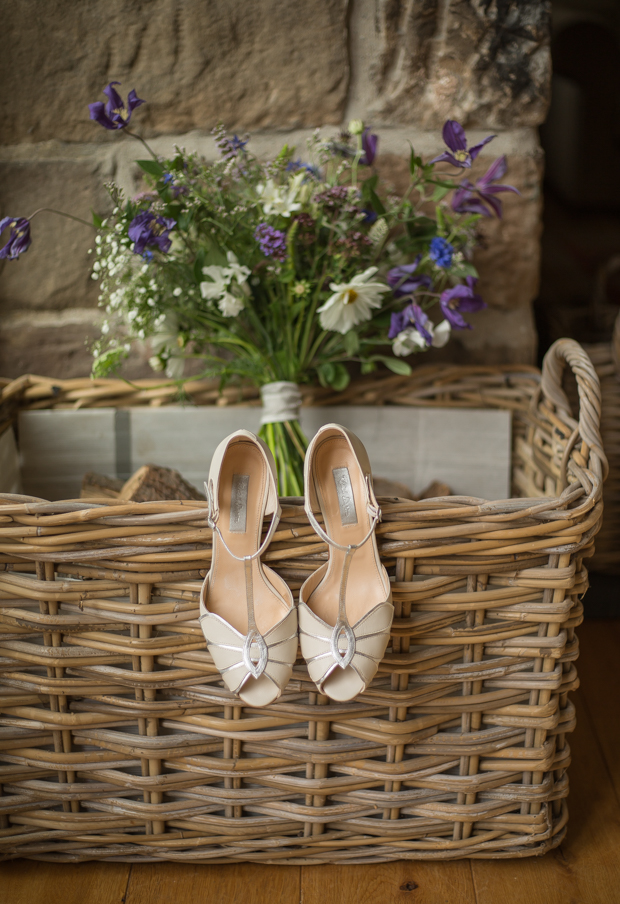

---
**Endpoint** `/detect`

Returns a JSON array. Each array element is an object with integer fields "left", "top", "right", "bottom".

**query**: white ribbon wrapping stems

[{"left": 260, "top": 381, "right": 302, "bottom": 425}]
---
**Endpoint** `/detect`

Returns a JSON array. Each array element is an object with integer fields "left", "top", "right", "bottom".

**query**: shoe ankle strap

[
  {"left": 304, "top": 474, "right": 382, "bottom": 554},
  {"left": 205, "top": 480, "right": 281, "bottom": 563}
]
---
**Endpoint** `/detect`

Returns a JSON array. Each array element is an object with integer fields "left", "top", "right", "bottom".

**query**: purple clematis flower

[
  {"left": 451, "top": 155, "right": 520, "bottom": 218},
  {"left": 360, "top": 128, "right": 378, "bottom": 166},
  {"left": 439, "top": 278, "right": 486, "bottom": 329},
  {"left": 128, "top": 211, "right": 176, "bottom": 255},
  {"left": 0, "top": 217, "right": 31, "bottom": 260},
  {"left": 387, "top": 256, "right": 433, "bottom": 298},
  {"left": 388, "top": 302, "right": 433, "bottom": 345},
  {"left": 89, "top": 82, "right": 145, "bottom": 130},
  {"left": 430, "top": 120, "right": 495, "bottom": 169}
]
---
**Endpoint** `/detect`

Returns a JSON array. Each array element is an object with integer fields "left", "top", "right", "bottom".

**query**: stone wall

[{"left": 0, "top": 0, "right": 550, "bottom": 377}]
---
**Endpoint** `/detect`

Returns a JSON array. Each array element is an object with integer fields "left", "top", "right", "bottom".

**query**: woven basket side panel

[{"left": 567, "top": 340, "right": 620, "bottom": 573}]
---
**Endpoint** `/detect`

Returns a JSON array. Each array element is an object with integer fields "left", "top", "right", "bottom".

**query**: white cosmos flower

[
  {"left": 257, "top": 172, "right": 305, "bottom": 217},
  {"left": 318, "top": 267, "right": 389, "bottom": 334}
]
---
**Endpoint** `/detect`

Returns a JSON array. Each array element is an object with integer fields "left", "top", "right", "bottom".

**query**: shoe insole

[
  {"left": 207, "top": 440, "right": 289, "bottom": 635},
  {"left": 307, "top": 435, "right": 387, "bottom": 627}
]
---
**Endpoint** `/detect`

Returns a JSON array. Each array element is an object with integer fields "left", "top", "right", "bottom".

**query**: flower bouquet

[{"left": 0, "top": 83, "right": 517, "bottom": 493}]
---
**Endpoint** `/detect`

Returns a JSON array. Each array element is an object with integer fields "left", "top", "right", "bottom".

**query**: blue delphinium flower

[
  {"left": 0, "top": 217, "right": 32, "bottom": 260},
  {"left": 429, "top": 237, "right": 454, "bottom": 268},
  {"left": 387, "top": 256, "right": 433, "bottom": 298},
  {"left": 128, "top": 211, "right": 176, "bottom": 255},
  {"left": 162, "top": 173, "right": 175, "bottom": 185},
  {"left": 254, "top": 223, "right": 288, "bottom": 261},
  {"left": 89, "top": 82, "right": 145, "bottom": 131},
  {"left": 451, "top": 156, "right": 520, "bottom": 218},
  {"left": 286, "top": 159, "right": 321, "bottom": 179},
  {"left": 439, "top": 277, "right": 486, "bottom": 329},
  {"left": 430, "top": 120, "right": 495, "bottom": 169}
]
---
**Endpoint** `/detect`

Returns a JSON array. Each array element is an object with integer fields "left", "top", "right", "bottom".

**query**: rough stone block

[
  {"left": 1, "top": 0, "right": 349, "bottom": 145},
  {"left": 0, "top": 153, "right": 112, "bottom": 313},
  {"left": 348, "top": 0, "right": 551, "bottom": 129},
  {"left": 0, "top": 309, "right": 152, "bottom": 380}
]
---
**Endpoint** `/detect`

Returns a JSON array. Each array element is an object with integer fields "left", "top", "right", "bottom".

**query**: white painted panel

[
  {"left": 130, "top": 407, "right": 263, "bottom": 492},
  {"left": 132, "top": 406, "right": 511, "bottom": 500},
  {"left": 0, "top": 426, "right": 22, "bottom": 494},
  {"left": 19, "top": 409, "right": 117, "bottom": 500},
  {"left": 300, "top": 407, "right": 511, "bottom": 500},
  {"left": 15, "top": 405, "right": 511, "bottom": 502}
]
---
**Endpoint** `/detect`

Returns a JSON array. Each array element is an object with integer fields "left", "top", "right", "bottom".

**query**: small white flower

[
  {"left": 224, "top": 251, "right": 251, "bottom": 296},
  {"left": 149, "top": 313, "right": 186, "bottom": 378},
  {"left": 200, "top": 265, "right": 229, "bottom": 302},
  {"left": 165, "top": 356, "right": 186, "bottom": 379},
  {"left": 392, "top": 319, "right": 451, "bottom": 357},
  {"left": 200, "top": 256, "right": 248, "bottom": 316},
  {"left": 173, "top": 287, "right": 183, "bottom": 297},
  {"left": 318, "top": 267, "right": 389, "bottom": 334},
  {"left": 392, "top": 328, "right": 427, "bottom": 357},
  {"left": 431, "top": 319, "right": 451, "bottom": 348},
  {"left": 218, "top": 291, "right": 245, "bottom": 318},
  {"left": 256, "top": 171, "right": 305, "bottom": 217},
  {"left": 149, "top": 356, "right": 165, "bottom": 372}
]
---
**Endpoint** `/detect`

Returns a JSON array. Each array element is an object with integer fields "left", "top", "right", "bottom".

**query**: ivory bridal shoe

[
  {"left": 199, "top": 430, "right": 297, "bottom": 706},
  {"left": 299, "top": 424, "right": 393, "bottom": 701}
]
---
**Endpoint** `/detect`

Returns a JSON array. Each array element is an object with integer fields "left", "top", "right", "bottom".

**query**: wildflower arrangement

[{"left": 0, "top": 84, "right": 518, "bottom": 492}]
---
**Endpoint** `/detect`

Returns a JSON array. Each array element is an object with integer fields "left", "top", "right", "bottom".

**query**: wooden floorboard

[
  {"left": 572, "top": 619, "right": 620, "bottom": 799},
  {"left": 1, "top": 620, "right": 619, "bottom": 903},
  {"left": 0, "top": 860, "right": 130, "bottom": 904},
  {"left": 125, "top": 862, "right": 300, "bottom": 904},
  {"left": 300, "top": 860, "right": 476, "bottom": 904}
]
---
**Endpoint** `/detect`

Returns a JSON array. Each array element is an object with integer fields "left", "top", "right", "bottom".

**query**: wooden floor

[{"left": 2, "top": 619, "right": 620, "bottom": 904}]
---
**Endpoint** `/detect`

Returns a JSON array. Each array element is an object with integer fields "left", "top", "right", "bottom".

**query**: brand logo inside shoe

[
  {"left": 230, "top": 473, "right": 249, "bottom": 532},
  {"left": 330, "top": 619, "right": 356, "bottom": 669},
  {"left": 243, "top": 628, "right": 268, "bottom": 679},
  {"left": 333, "top": 467, "right": 358, "bottom": 526}
]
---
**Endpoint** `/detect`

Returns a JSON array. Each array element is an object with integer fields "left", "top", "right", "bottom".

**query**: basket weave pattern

[
  {"left": 577, "top": 313, "right": 620, "bottom": 573},
  {"left": 0, "top": 341, "right": 606, "bottom": 862}
]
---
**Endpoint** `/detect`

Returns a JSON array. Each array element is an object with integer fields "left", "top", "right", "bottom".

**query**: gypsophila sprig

[{"left": 5, "top": 83, "right": 518, "bottom": 491}]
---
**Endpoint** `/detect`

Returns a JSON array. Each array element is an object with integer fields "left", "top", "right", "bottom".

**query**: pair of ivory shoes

[{"left": 199, "top": 424, "right": 393, "bottom": 707}]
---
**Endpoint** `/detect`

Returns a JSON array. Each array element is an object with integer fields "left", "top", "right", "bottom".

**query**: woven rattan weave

[
  {"left": 575, "top": 312, "right": 620, "bottom": 574},
  {"left": 0, "top": 339, "right": 606, "bottom": 862}
]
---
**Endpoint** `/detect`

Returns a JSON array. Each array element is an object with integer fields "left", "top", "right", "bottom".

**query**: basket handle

[{"left": 541, "top": 338, "right": 608, "bottom": 479}]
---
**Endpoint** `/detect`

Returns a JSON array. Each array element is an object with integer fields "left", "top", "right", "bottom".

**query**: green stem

[
  {"left": 124, "top": 129, "right": 160, "bottom": 161},
  {"left": 26, "top": 208, "right": 95, "bottom": 229}
]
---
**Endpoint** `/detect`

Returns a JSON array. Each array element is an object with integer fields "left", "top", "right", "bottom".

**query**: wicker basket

[
  {"left": 0, "top": 339, "right": 606, "bottom": 863},
  {"left": 574, "top": 312, "right": 620, "bottom": 574}
]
